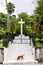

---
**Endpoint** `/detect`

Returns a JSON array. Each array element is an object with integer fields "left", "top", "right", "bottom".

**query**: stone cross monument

[
  {"left": 18, "top": 19, "right": 25, "bottom": 35},
  {"left": 18, "top": 19, "right": 25, "bottom": 43}
]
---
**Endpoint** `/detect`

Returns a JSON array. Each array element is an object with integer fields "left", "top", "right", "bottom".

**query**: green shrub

[
  {"left": 0, "top": 40, "right": 3, "bottom": 47},
  {"left": 0, "top": 33, "right": 3, "bottom": 39}
]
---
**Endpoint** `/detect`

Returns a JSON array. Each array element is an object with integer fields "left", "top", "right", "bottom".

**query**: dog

[{"left": 17, "top": 55, "right": 24, "bottom": 60}]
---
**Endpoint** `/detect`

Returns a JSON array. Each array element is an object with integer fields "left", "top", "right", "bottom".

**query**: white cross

[{"left": 18, "top": 19, "right": 25, "bottom": 35}]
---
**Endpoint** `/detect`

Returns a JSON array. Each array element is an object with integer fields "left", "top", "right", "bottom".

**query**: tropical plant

[
  {"left": 6, "top": 2, "right": 15, "bottom": 32},
  {"left": 6, "top": 2, "right": 15, "bottom": 15},
  {"left": 34, "top": 0, "right": 43, "bottom": 36},
  {"left": 34, "top": 0, "right": 43, "bottom": 22}
]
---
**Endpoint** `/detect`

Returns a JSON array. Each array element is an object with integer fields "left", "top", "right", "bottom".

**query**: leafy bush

[
  {"left": 0, "top": 30, "right": 6, "bottom": 39},
  {"left": 0, "top": 40, "right": 3, "bottom": 47},
  {"left": 0, "top": 33, "right": 3, "bottom": 39}
]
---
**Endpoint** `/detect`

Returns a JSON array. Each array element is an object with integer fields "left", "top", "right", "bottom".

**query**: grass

[{"left": 0, "top": 40, "right": 3, "bottom": 48}]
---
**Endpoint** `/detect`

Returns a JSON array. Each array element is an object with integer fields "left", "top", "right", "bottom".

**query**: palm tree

[
  {"left": 6, "top": 2, "right": 15, "bottom": 32},
  {"left": 6, "top": 2, "right": 15, "bottom": 15}
]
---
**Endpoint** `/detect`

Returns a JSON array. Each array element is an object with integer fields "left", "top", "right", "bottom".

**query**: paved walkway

[
  {"left": 2, "top": 62, "right": 43, "bottom": 65},
  {"left": 0, "top": 62, "right": 43, "bottom": 65}
]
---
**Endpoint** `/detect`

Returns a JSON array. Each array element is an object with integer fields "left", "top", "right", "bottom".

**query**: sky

[{"left": 0, "top": 0, "right": 37, "bottom": 16}]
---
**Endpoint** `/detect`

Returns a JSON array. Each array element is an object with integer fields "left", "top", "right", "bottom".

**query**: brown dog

[{"left": 17, "top": 55, "right": 24, "bottom": 60}]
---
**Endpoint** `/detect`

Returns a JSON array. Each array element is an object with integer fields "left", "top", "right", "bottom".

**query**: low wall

[
  {"left": 35, "top": 47, "right": 43, "bottom": 61},
  {"left": 0, "top": 48, "right": 4, "bottom": 64}
]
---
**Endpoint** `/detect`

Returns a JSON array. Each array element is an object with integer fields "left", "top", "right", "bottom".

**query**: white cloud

[{"left": 0, "top": 0, "right": 37, "bottom": 15}]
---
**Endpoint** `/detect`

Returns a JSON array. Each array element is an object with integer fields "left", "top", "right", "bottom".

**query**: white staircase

[
  {"left": 3, "top": 34, "right": 37, "bottom": 64},
  {"left": 4, "top": 44, "right": 36, "bottom": 62}
]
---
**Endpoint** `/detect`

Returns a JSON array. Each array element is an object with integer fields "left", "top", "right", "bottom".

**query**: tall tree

[
  {"left": 34, "top": 0, "right": 43, "bottom": 22},
  {"left": 18, "top": 12, "right": 29, "bottom": 24},
  {"left": 0, "top": 13, "right": 7, "bottom": 29},
  {"left": 6, "top": 2, "right": 15, "bottom": 15},
  {"left": 34, "top": 0, "right": 43, "bottom": 36},
  {"left": 6, "top": 2, "right": 15, "bottom": 32}
]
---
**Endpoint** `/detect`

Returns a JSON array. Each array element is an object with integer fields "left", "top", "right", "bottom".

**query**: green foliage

[
  {"left": 34, "top": 0, "right": 43, "bottom": 37},
  {"left": 34, "top": 0, "right": 43, "bottom": 21},
  {"left": 18, "top": 12, "right": 29, "bottom": 24},
  {"left": 6, "top": 2, "right": 15, "bottom": 15},
  {"left": 36, "top": 42, "right": 43, "bottom": 47},
  {"left": 6, "top": 2, "right": 15, "bottom": 32},
  {"left": 0, "top": 40, "right": 3, "bottom": 48},
  {"left": 18, "top": 12, "right": 35, "bottom": 36},
  {"left": 0, "top": 34, "right": 3, "bottom": 39},
  {"left": 0, "top": 30, "right": 5, "bottom": 39},
  {"left": 35, "top": 37, "right": 43, "bottom": 47},
  {"left": 0, "top": 13, "right": 7, "bottom": 29}
]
